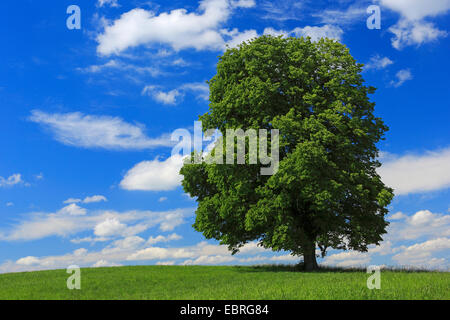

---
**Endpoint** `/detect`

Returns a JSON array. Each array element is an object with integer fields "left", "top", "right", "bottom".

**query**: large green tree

[{"left": 180, "top": 36, "right": 394, "bottom": 270}]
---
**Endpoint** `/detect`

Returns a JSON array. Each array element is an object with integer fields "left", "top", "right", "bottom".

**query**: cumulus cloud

[
  {"left": 263, "top": 25, "right": 344, "bottom": 42},
  {"left": 94, "top": 218, "right": 127, "bottom": 237},
  {"left": 126, "top": 241, "right": 276, "bottom": 263},
  {"left": 156, "top": 261, "right": 176, "bottom": 265},
  {"left": 0, "top": 174, "right": 23, "bottom": 187},
  {"left": 142, "top": 86, "right": 182, "bottom": 105},
  {"left": 64, "top": 195, "right": 108, "bottom": 204},
  {"left": 392, "top": 238, "right": 450, "bottom": 268},
  {"left": 231, "top": 0, "right": 255, "bottom": 8},
  {"left": 390, "top": 69, "right": 413, "bottom": 87},
  {"left": 77, "top": 59, "right": 160, "bottom": 77},
  {"left": 183, "top": 255, "right": 236, "bottom": 265},
  {"left": 70, "top": 236, "right": 111, "bottom": 244},
  {"left": 142, "top": 82, "right": 210, "bottom": 105},
  {"left": 97, "top": 0, "right": 119, "bottom": 8},
  {"left": 364, "top": 55, "right": 394, "bottom": 71},
  {"left": 58, "top": 204, "right": 87, "bottom": 216},
  {"left": 292, "top": 25, "right": 344, "bottom": 41},
  {"left": 120, "top": 154, "right": 184, "bottom": 191},
  {"left": 0, "top": 208, "right": 193, "bottom": 241},
  {"left": 379, "top": 0, "right": 450, "bottom": 21},
  {"left": 389, "top": 20, "right": 447, "bottom": 49},
  {"left": 222, "top": 28, "right": 258, "bottom": 48},
  {"left": 312, "top": 5, "right": 367, "bottom": 26},
  {"left": 1, "top": 237, "right": 297, "bottom": 273},
  {"left": 29, "top": 110, "right": 173, "bottom": 150},
  {"left": 389, "top": 212, "right": 407, "bottom": 220},
  {"left": 387, "top": 210, "right": 450, "bottom": 241},
  {"left": 96, "top": 0, "right": 255, "bottom": 55},
  {"left": 322, "top": 251, "right": 371, "bottom": 268},
  {"left": 83, "top": 195, "right": 108, "bottom": 204},
  {"left": 147, "top": 233, "right": 182, "bottom": 245},
  {"left": 379, "top": 0, "right": 450, "bottom": 49},
  {"left": 111, "top": 236, "right": 146, "bottom": 250},
  {"left": 16, "top": 256, "right": 40, "bottom": 266},
  {"left": 96, "top": 0, "right": 344, "bottom": 57},
  {"left": 127, "top": 247, "right": 193, "bottom": 261},
  {"left": 378, "top": 147, "right": 450, "bottom": 195},
  {"left": 92, "top": 260, "right": 122, "bottom": 268}
]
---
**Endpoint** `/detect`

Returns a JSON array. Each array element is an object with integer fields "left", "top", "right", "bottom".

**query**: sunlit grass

[{"left": 0, "top": 265, "right": 448, "bottom": 300}]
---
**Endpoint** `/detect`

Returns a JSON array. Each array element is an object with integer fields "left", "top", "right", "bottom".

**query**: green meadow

[{"left": 0, "top": 265, "right": 448, "bottom": 300}]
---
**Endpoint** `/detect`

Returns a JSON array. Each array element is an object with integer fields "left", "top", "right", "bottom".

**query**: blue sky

[{"left": 0, "top": 0, "right": 449, "bottom": 272}]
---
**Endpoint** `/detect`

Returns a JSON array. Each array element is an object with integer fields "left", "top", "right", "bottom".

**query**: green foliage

[
  {"left": 0, "top": 266, "right": 448, "bottom": 300},
  {"left": 181, "top": 35, "right": 394, "bottom": 262}
]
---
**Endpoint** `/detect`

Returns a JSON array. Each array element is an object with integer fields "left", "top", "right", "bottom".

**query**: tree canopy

[{"left": 180, "top": 35, "right": 394, "bottom": 270}]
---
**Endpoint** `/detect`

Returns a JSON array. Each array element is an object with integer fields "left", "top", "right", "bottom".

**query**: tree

[{"left": 180, "top": 35, "right": 394, "bottom": 271}]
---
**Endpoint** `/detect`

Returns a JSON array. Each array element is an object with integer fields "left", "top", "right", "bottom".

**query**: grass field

[{"left": 0, "top": 265, "right": 448, "bottom": 300}]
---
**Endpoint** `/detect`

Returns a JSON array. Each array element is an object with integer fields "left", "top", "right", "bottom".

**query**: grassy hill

[{"left": 0, "top": 265, "right": 448, "bottom": 300}]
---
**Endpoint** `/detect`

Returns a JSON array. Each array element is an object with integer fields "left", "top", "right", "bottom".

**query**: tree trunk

[{"left": 303, "top": 240, "right": 319, "bottom": 271}]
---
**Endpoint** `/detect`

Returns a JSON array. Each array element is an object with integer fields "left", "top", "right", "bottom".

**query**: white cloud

[
  {"left": 364, "top": 55, "right": 394, "bottom": 71},
  {"left": 156, "top": 261, "right": 175, "bottom": 265},
  {"left": 223, "top": 28, "right": 258, "bottom": 48},
  {"left": 96, "top": 0, "right": 254, "bottom": 55},
  {"left": 77, "top": 59, "right": 160, "bottom": 77},
  {"left": 263, "top": 25, "right": 344, "bottom": 42},
  {"left": 0, "top": 174, "right": 23, "bottom": 187},
  {"left": 180, "top": 82, "right": 209, "bottom": 100},
  {"left": 120, "top": 154, "right": 184, "bottom": 191},
  {"left": 389, "top": 20, "right": 447, "bottom": 49},
  {"left": 313, "top": 5, "right": 367, "bottom": 26},
  {"left": 392, "top": 238, "right": 450, "bottom": 268},
  {"left": 58, "top": 204, "right": 87, "bottom": 216},
  {"left": 73, "top": 248, "right": 88, "bottom": 256},
  {"left": 292, "top": 25, "right": 344, "bottom": 42},
  {"left": 83, "top": 195, "right": 108, "bottom": 204},
  {"left": 263, "top": 27, "right": 288, "bottom": 37},
  {"left": 97, "top": 0, "right": 120, "bottom": 8},
  {"left": 64, "top": 195, "right": 108, "bottom": 204},
  {"left": 147, "top": 233, "right": 182, "bottom": 245},
  {"left": 92, "top": 260, "right": 122, "bottom": 268},
  {"left": 29, "top": 110, "right": 173, "bottom": 150},
  {"left": 63, "top": 198, "right": 81, "bottom": 204},
  {"left": 6, "top": 202, "right": 14, "bottom": 207},
  {"left": 322, "top": 251, "right": 371, "bottom": 267},
  {"left": 127, "top": 247, "right": 193, "bottom": 261},
  {"left": 159, "top": 212, "right": 186, "bottom": 232},
  {"left": 390, "top": 69, "right": 413, "bottom": 87},
  {"left": 379, "top": 0, "right": 450, "bottom": 21},
  {"left": 0, "top": 213, "right": 92, "bottom": 241},
  {"left": 70, "top": 236, "right": 110, "bottom": 244},
  {"left": 142, "top": 86, "right": 182, "bottom": 105},
  {"left": 378, "top": 147, "right": 450, "bottom": 195},
  {"left": 379, "top": 0, "right": 450, "bottom": 49},
  {"left": 111, "top": 236, "right": 146, "bottom": 249},
  {"left": 259, "top": 0, "right": 303, "bottom": 21},
  {"left": 0, "top": 208, "right": 193, "bottom": 241},
  {"left": 94, "top": 218, "right": 127, "bottom": 237},
  {"left": 16, "top": 256, "right": 40, "bottom": 266},
  {"left": 389, "top": 212, "right": 407, "bottom": 220},
  {"left": 269, "top": 254, "right": 299, "bottom": 262},
  {"left": 387, "top": 210, "right": 450, "bottom": 241},
  {"left": 143, "top": 82, "right": 210, "bottom": 105},
  {"left": 231, "top": 0, "right": 255, "bottom": 8},
  {"left": 127, "top": 240, "right": 274, "bottom": 263},
  {"left": 183, "top": 255, "right": 236, "bottom": 265},
  {"left": 96, "top": 0, "right": 344, "bottom": 56}
]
